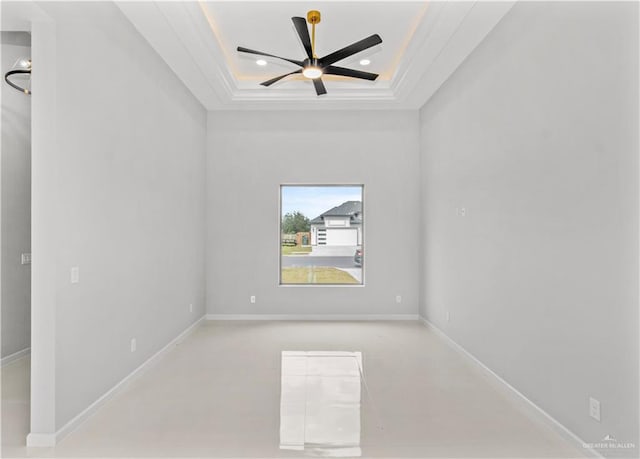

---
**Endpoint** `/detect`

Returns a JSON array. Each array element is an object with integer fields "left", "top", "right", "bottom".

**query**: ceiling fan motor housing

[{"left": 304, "top": 58, "right": 320, "bottom": 68}]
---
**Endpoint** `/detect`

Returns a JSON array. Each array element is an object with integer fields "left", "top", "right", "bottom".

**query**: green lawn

[
  {"left": 281, "top": 245, "right": 312, "bottom": 256},
  {"left": 281, "top": 267, "right": 358, "bottom": 284}
]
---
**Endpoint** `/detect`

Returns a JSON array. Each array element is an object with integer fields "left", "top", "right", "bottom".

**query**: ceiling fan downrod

[{"left": 307, "top": 10, "right": 321, "bottom": 58}]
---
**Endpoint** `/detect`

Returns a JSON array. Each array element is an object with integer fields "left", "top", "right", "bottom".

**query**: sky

[{"left": 281, "top": 186, "right": 362, "bottom": 220}]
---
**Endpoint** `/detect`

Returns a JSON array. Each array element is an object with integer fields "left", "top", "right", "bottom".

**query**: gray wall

[
  {"left": 419, "top": 1, "right": 638, "bottom": 453},
  {"left": 207, "top": 110, "right": 420, "bottom": 316},
  {"left": 1, "top": 34, "right": 31, "bottom": 359},
  {"left": 29, "top": 2, "right": 207, "bottom": 434}
]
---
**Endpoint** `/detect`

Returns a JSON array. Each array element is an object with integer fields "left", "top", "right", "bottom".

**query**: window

[{"left": 280, "top": 185, "right": 364, "bottom": 285}]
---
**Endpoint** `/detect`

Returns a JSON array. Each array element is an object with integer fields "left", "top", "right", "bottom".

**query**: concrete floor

[{"left": 1, "top": 321, "right": 587, "bottom": 458}]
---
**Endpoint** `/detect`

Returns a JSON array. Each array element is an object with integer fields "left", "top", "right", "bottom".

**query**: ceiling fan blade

[
  {"left": 319, "top": 34, "right": 382, "bottom": 67},
  {"left": 313, "top": 78, "right": 327, "bottom": 96},
  {"left": 292, "top": 17, "right": 313, "bottom": 59},
  {"left": 324, "top": 66, "right": 379, "bottom": 81},
  {"left": 237, "top": 46, "right": 303, "bottom": 67},
  {"left": 261, "top": 70, "right": 302, "bottom": 87}
]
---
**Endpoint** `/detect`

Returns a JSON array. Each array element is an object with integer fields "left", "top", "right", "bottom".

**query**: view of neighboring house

[{"left": 310, "top": 201, "right": 362, "bottom": 246}]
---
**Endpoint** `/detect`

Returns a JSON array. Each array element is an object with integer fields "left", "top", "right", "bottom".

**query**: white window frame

[{"left": 279, "top": 184, "right": 365, "bottom": 287}]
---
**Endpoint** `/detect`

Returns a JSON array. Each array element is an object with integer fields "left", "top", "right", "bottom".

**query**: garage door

[{"left": 325, "top": 228, "right": 358, "bottom": 246}]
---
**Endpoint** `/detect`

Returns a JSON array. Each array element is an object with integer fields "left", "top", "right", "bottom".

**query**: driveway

[
  {"left": 310, "top": 245, "right": 358, "bottom": 257},
  {"left": 281, "top": 255, "right": 357, "bottom": 269}
]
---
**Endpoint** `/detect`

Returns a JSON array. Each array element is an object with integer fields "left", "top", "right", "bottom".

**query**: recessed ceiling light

[
  {"left": 359, "top": 59, "right": 371, "bottom": 66},
  {"left": 256, "top": 59, "right": 267, "bottom": 66}
]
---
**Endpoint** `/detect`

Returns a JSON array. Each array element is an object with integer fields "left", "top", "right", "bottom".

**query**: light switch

[
  {"left": 70, "top": 266, "right": 80, "bottom": 284},
  {"left": 589, "top": 397, "right": 601, "bottom": 422}
]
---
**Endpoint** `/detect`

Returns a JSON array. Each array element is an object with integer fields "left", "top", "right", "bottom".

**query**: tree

[{"left": 282, "top": 211, "right": 310, "bottom": 234}]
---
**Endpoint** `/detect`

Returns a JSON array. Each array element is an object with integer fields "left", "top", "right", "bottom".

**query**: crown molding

[{"left": 117, "top": 1, "right": 516, "bottom": 111}]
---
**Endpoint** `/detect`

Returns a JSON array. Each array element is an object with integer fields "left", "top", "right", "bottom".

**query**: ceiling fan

[{"left": 237, "top": 10, "right": 382, "bottom": 96}]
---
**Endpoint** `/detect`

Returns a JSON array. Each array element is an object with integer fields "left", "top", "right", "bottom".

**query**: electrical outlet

[
  {"left": 250, "top": 295, "right": 256, "bottom": 304},
  {"left": 589, "top": 397, "right": 601, "bottom": 422},
  {"left": 395, "top": 295, "right": 402, "bottom": 304},
  {"left": 130, "top": 338, "right": 137, "bottom": 353},
  {"left": 456, "top": 207, "right": 467, "bottom": 217},
  {"left": 189, "top": 303, "right": 193, "bottom": 313},
  {"left": 70, "top": 266, "right": 80, "bottom": 284},
  {"left": 21, "top": 253, "right": 32, "bottom": 265}
]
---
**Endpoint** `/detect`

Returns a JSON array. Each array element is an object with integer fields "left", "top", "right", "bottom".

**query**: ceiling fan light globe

[{"left": 302, "top": 66, "right": 323, "bottom": 79}]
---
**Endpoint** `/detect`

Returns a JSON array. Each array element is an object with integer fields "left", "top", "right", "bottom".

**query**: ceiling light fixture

[
  {"left": 4, "top": 57, "right": 31, "bottom": 95},
  {"left": 359, "top": 59, "right": 371, "bottom": 66},
  {"left": 302, "top": 65, "right": 322, "bottom": 79},
  {"left": 256, "top": 59, "right": 267, "bottom": 66}
]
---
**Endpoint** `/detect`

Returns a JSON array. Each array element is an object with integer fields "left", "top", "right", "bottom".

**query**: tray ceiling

[{"left": 116, "top": 1, "right": 515, "bottom": 110}]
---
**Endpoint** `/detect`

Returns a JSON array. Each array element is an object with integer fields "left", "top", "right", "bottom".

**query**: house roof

[{"left": 310, "top": 201, "right": 362, "bottom": 224}]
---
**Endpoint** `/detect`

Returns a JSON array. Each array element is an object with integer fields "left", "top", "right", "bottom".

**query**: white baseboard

[
  {"left": 206, "top": 314, "right": 420, "bottom": 321},
  {"left": 418, "top": 316, "right": 603, "bottom": 459},
  {"left": 1, "top": 347, "right": 30, "bottom": 367},
  {"left": 27, "top": 316, "right": 205, "bottom": 448},
  {"left": 25, "top": 432, "right": 56, "bottom": 447}
]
